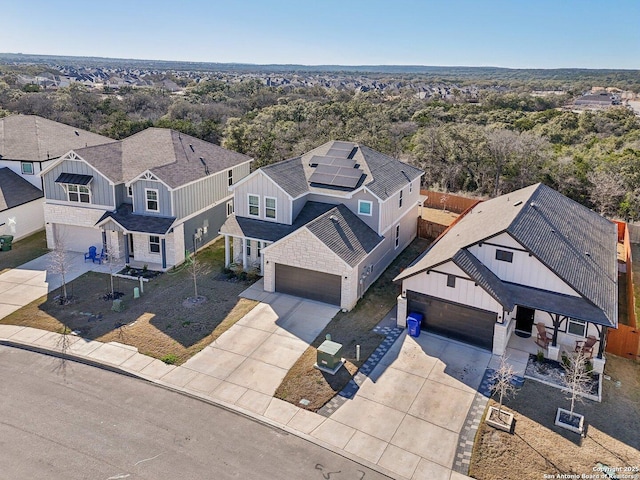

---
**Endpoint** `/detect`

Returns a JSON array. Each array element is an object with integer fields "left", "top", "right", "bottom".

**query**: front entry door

[{"left": 514, "top": 306, "right": 536, "bottom": 337}]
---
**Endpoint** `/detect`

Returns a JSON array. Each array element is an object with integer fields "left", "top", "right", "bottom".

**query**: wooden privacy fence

[
  {"left": 420, "top": 190, "right": 479, "bottom": 214},
  {"left": 417, "top": 219, "right": 448, "bottom": 239}
]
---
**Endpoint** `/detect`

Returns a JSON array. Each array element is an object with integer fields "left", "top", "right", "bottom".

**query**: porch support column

[
  {"left": 161, "top": 238, "right": 167, "bottom": 269},
  {"left": 101, "top": 230, "right": 107, "bottom": 253},
  {"left": 224, "top": 235, "right": 230, "bottom": 267},
  {"left": 597, "top": 325, "right": 606, "bottom": 359},
  {"left": 124, "top": 233, "right": 130, "bottom": 263},
  {"left": 242, "top": 238, "right": 247, "bottom": 270},
  {"left": 550, "top": 313, "right": 562, "bottom": 347}
]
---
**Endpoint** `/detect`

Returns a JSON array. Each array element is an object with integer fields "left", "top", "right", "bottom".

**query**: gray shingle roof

[
  {"left": 220, "top": 201, "right": 382, "bottom": 267},
  {"left": 96, "top": 203, "right": 175, "bottom": 235},
  {"left": 0, "top": 114, "right": 115, "bottom": 161},
  {"left": 73, "top": 128, "right": 252, "bottom": 188},
  {"left": 396, "top": 183, "right": 618, "bottom": 328},
  {"left": 258, "top": 141, "right": 423, "bottom": 199},
  {"left": 306, "top": 204, "right": 383, "bottom": 267},
  {"left": 0, "top": 167, "right": 43, "bottom": 211}
]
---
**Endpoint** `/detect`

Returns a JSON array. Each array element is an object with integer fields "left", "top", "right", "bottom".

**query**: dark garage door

[
  {"left": 275, "top": 264, "right": 342, "bottom": 306},
  {"left": 407, "top": 291, "right": 496, "bottom": 350}
]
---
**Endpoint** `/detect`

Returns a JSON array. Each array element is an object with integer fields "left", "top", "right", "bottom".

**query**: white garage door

[{"left": 53, "top": 224, "right": 103, "bottom": 253}]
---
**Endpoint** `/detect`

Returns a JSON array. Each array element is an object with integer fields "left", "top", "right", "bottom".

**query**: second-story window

[
  {"left": 395, "top": 225, "right": 400, "bottom": 248},
  {"left": 358, "top": 200, "right": 372, "bottom": 216},
  {"left": 265, "top": 197, "right": 276, "bottom": 219},
  {"left": 495, "top": 249, "right": 513, "bottom": 263},
  {"left": 146, "top": 188, "right": 159, "bottom": 212},
  {"left": 127, "top": 185, "right": 133, "bottom": 197},
  {"left": 67, "top": 184, "right": 91, "bottom": 203},
  {"left": 226, "top": 200, "right": 234, "bottom": 217},
  {"left": 21, "top": 162, "right": 34, "bottom": 175},
  {"left": 399, "top": 189, "right": 403, "bottom": 208},
  {"left": 447, "top": 274, "right": 456, "bottom": 288},
  {"left": 409, "top": 182, "right": 413, "bottom": 193},
  {"left": 248, "top": 194, "right": 260, "bottom": 216},
  {"left": 228, "top": 170, "right": 233, "bottom": 187}
]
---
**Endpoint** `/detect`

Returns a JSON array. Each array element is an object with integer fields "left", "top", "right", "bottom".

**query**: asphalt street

[{"left": 0, "top": 345, "right": 389, "bottom": 480}]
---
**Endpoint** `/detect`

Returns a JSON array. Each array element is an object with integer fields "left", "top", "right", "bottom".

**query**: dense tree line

[{"left": 0, "top": 72, "right": 639, "bottom": 220}]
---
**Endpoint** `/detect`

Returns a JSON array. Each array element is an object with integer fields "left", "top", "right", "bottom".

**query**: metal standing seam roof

[
  {"left": 260, "top": 140, "right": 423, "bottom": 199},
  {"left": 0, "top": 114, "right": 116, "bottom": 161},
  {"left": 70, "top": 128, "right": 252, "bottom": 188},
  {"left": 54, "top": 173, "right": 93, "bottom": 185},
  {"left": 396, "top": 183, "right": 618, "bottom": 328},
  {"left": 0, "top": 167, "right": 43, "bottom": 211}
]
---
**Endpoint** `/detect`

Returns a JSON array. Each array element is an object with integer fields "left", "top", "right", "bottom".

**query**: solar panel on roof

[
  {"left": 331, "top": 175, "right": 361, "bottom": 189},
  {"left": 308, "top": 172, "right": 336, "bottom": 184},
  {"left": 315, "top": 164, "right": 341, "bottom": 175},
  {"left": 326, "top": 147, "right": 351, "bottom": 158},
  {"left": 337, "top": 167, "right": 362, "bottom": 179},
  {"left": 315, "top": 156, "right": 356, "bottom": 168}
]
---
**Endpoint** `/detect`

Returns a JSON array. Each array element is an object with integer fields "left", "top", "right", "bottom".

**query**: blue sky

[{"left": 2, "top": 0, "right": 638, "bottom": 69}]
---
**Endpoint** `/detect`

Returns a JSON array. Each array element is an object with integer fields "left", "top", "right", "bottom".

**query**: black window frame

[
  {"left": 446, "top": 274, "right": 456, "bottom": 288},
  {"left": 495, "top": 249, "right": 513, "bottom": 263}
]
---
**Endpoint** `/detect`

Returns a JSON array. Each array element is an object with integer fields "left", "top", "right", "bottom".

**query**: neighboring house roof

[
  {"left": 220, "top": 201, "right": 383, "bottom": 267},
  {"left": 396, "top": 183, "right": 618, "bottom": 328},
  {"left": 70, "top": 128, "right": 252, "bottom": 188},
  {"left": 0, "top": 114, "right": 115, "bottom": 161},
  {"left": 0, "top": 167, "right": 43, "bottom": 211},
  {"left": 260, "top": 140, "right": 423, "bottom": 199},
  {"left": 95, "top": 203, "right": 175, "bottom": 235}
]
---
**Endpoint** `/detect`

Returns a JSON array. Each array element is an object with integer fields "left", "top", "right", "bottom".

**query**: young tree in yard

[
  {"left": 186, "top": 252, "right": 210, "bottom": 301},
  {"left": 49, "top": 232, "right": 72, "bottom": 304},
  {"left": 562, "top": 349, "right": 592, "bottom": 422},
  {"left": 490, "top": 355, "right": 518, "bottom": 422}
]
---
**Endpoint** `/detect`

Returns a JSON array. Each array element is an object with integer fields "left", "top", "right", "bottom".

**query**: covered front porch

[{"left": 222, "top": 234, "right": 269, "bottom": 273}]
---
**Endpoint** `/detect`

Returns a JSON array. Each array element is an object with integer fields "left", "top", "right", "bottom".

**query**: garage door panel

[
  {"left": 407, "top": 291, "right": 495, "bottom": 350},
  {"left": 54, "top": 224, "right": 103, "bottom": 253},
  {"left": 275, "top": 264, "right": 341, "bottom": 306}
]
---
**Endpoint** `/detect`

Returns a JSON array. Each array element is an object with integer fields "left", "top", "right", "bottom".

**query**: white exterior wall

[
  {"left": 263, "top": 228, "right": 357, "bottom": 310},
  {"left": 0, "top": 159, "right": 54, "bottom": 189},
  {"left": 378, "top": 177, "right": 421, "bottom": 233},
  {"left": 402, "top": 261, "right": 503, "bottom": 314},
  {"left": 44, "top": 203, "right": 106, "bottom": 250},
  {"left": 468, "top": 232, "right": 579, "bottom": 297},
  {"left": 233, "top": 171, "right": 292, "bottom": 224},
  {"left": 171, "top": 223, "right": 186, "bottom": 267},
  {"left": 0, "top": 199, "right": 44, "bottom": 241}
]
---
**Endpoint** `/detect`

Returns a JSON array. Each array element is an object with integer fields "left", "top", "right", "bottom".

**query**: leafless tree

[
  {"left": 490, "top": 355, "right": 518, "bottom": 422},
  {"left": 186, "top": 252, "right": 210, "bottom": 301},
  {"left": 562, "top": 349, "right": 593, "bottom": 421},
  {"left": 49, "top": 230, "right": 72, "bottom": 304},
  {"left": 587, "top": 168, "right": 625, "bottom": 217}
]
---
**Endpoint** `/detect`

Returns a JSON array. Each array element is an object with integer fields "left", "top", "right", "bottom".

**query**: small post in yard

[
  {"left": 356, "top": 344, "right": 361, "bottom": 362},
  {"left": 139, "top": 276, "right": 144, "bottom": 294}
]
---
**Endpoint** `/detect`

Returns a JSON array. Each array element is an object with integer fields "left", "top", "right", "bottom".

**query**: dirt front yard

[
  {"left": 1, "top": 239, "right": 258, "bottom": 364},
  {"left": 470, "top": 355, "right": 640, "bottom": 480}
]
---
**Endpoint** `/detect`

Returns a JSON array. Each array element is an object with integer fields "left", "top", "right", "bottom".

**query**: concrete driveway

[{"left": 0, "top": 252, "right": 120, "bottom": 320}]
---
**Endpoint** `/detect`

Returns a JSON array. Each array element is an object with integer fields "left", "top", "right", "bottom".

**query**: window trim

[
  {"left": 257, "top": 241, "right": 262, "bottom": 258},
  {"left": 21, "top": 161, "right": 34, "bottom": 175},
  {"left": 228, "top": 169, "right": 233, "bottom": 187},
  {"left": 409, "top": 181, "right": 413, "bottom": 193},
  {"left": 446, "top": 274, "right": 456, "bottom": 288},
  {"left": 399, "top": 189, "right": 403, "bottom": 208},
  {"left": 395, "top": 224, "right": 400, "bottom": 249},
  {"left": 66, "top": 184, "right": 91, "bottom": 204},
  {"left": 149, "top": 235, "right": 161, "bottom": 254},
  {"left": 245, "top": 239, "right": 251, "bottom": 257},
  {"left": 264, "top": 196, "right": 277, "bottom": 219},
  {"left": 248, "top": 194, "right": 260, "bottom": 217},
  {"left": 226, "top": 200, "right": 234, "bottom": 217},
  {"left": 145, "top": 188, "right": 159, "bottom": 212},
  {"left": 127, "top": 185, "right": 133, "bottom": 198},
  {"left": 567, "top": 318, "right": 587, "bottom": 337},
  {"left": 358, "top": 200, "right": 373, "bottom": 216},
  {"left": 495, "top": 249, "right": 513, "bottom": 263}
]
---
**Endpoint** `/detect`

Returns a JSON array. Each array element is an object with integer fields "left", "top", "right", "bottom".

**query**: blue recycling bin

[{"left": 407, "top": 312, "right": 423, "bottom": 337}]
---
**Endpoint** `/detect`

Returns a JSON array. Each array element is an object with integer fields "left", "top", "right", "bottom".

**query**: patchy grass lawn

[
  {"left": 470, "top": 355, "right": 640, "bottom": 480},
  {"left": 275, "top": 237, "right": 431, "bottom": 411},
  {"left": 1, "top": 238, "right": 258, "bottom": 364},
  {"left": 0, "top": 230, "right": 48, "bottom": 274}
]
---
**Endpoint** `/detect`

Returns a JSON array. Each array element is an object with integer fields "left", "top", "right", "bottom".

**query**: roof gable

[{"left": 0, "top": 167, "right": 43, "bottom": 210}]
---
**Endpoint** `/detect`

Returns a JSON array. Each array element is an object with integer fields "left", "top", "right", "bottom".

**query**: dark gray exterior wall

[
  {"left": 182, "top": 201, "right": 228, "bottom": 254},
  {"left": 115, "top": 184, "right": 131, "bottom": 206},
  {"left": 43, "top": 159, "right": 114, "bottom": 207}
]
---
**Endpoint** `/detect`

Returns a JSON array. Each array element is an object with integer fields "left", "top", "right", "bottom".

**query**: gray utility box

[{"left": 317, "top": 340, "right": 343, "bottom": 370}]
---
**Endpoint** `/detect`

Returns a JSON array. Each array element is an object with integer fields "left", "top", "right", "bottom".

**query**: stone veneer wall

[{"left": 44, "top": 203, "right": 106, "bottom": 249}]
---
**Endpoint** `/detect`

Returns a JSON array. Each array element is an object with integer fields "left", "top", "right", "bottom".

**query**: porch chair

[
  {"left": 575, "top": 335, "right": 597, "bottom": 359},
  {"left": 93, "top": 248, "right": 107, "bottom": 264},
  {"left": 84, "top": 246, "right": 97, "bottom": 263},
  {"left": 535, "top": 322, "right": 552, "bottom": 349}
]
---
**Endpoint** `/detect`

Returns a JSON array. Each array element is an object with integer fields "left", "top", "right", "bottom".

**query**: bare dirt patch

[
  {"left": 470, "top": 355, "right": 640, "bottom": 480},
  {"left": 275, "top": 237, "right": 432, "bottom": 411},
  {"left": 0, "top": 230, "right": 48, "bottom": 274},
  {"left": 1, "top": 239, "right": 258, "bottom": 364},
  {"left": 420, "top": 206, "right": 459, "bottom": 226}
]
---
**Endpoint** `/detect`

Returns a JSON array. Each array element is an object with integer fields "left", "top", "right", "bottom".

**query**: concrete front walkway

[{"left": 0, "top": 251, "right": 122, "bottom": 319}]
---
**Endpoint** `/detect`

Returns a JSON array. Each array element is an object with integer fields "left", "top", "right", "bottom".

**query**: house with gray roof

[
  {"left": 0, "top": 167, "right": 45, "bottom": 241},
  {"left": 219, "top": 140, "right": 424, "bottom": 310},
  {"left": 40, "top": 128, "right": 252, "bottom": 269},
  {"left": 0, "top": 114, "right": 115, "bottom": 190},
  {"left": 394, "top": 183, "right": 618, "bottom": 373}
]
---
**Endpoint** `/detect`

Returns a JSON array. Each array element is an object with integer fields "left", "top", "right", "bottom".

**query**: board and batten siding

[
  {"left": 234, "top": 171, "right": 291, "bottom": 224},
  {"left": 131, "top": 179, "right": 171, "bottom": 216},
  {"left": 172, "top": 163, "right": 249, "bottom": 220},
  {"left": 182, "top": 201, "right": 227, "bottom": 253},
  {"left": 43, "top": 159, "right": 114, "bottom": 207},
  {"left": 379, "top": 178, "right": 421, "bottom": 234},
  {"left": 403, "top": 260, "right": 503, "bottom": 314},
  {"left": 306, "top": 190, "right": 380, "bottom": 233},
  {"left": 115, "top": 184, "right": 131, "bottom": 206},
  {"left": 467, "top": 232, "right": 579, "bottom": 297}
]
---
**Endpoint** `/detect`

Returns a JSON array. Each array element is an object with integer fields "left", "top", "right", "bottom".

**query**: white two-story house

[
  {"left": 40, "top": 128, "right": 252, "bottom": 269},
  {"left": 394, "top": 183, "right": 618, "bottom": 372},
  {"left": 220, "top": 140, "right": 424, "bottom": 310}
]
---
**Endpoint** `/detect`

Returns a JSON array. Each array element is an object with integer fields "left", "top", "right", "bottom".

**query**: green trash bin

[{"left": 0, "top": 235, "right": 13, "bottom": 251}]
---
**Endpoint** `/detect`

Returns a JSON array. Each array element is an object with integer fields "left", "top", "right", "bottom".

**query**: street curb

[{"left": 0, "top": 339, "right": 399, "bottom": 479}]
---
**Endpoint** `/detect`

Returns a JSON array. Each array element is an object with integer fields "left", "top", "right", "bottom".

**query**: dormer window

[{"left": 145, "top": 188, "right": 159, "bottom": 212}]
